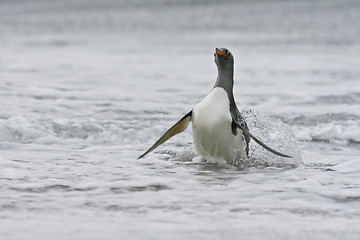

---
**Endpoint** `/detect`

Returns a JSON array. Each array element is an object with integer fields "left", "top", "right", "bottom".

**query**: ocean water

[{"left": 1, "top": 0, "right": 360, "bottom": 239}]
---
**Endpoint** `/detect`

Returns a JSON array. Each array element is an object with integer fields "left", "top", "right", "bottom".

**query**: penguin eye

[{"left": 227, "top": 52, "right": 231, "bottom": 58}]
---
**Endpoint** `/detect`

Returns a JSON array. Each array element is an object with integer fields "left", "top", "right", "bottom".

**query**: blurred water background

[{"left": 1, "top": 0, "right": 360, "bottom": 239}]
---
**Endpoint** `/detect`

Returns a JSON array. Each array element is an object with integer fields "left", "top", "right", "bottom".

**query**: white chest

[
  {"left": 191, "top": 87, "right": 246, "bottom": 163},
  {"left": 193, "top": 87, "right": 232, "bottom": 128}
]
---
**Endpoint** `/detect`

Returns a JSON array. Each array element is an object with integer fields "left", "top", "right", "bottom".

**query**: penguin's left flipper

[
  {"left": 138, "top": 110, "right": 193, "bottom": 159},
  {"left": 232, "top": 117, "right": 292, "bottom": 158}
]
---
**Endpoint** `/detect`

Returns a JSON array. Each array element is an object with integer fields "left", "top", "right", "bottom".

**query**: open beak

[{"left": 216, "top": 48, "right": 227, "bottom": 57}]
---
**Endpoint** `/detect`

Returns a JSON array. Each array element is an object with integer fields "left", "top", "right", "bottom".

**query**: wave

[
  {"left": 0, "top": 115, "right": 142, "bottom": 145},
  {"left": 2, "top": 114, "right": 359, "bottom": 146},
  {"left": 1, "top": 114, "right": 358, "bottom": 164},
  {"left": 293, "top": 120, "right": 360, "bottom": 144}
]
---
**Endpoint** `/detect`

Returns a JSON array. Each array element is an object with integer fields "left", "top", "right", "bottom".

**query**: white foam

[{"left": 0, "top": 116, "right": 48, "bottom": 143}]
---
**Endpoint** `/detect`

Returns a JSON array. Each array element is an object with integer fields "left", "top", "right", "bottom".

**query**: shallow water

[{"left": 1, "top": 0, "right": 360, "bottom": 239}]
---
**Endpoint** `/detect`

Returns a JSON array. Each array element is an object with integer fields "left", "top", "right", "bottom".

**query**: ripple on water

[
  {"left": 9, "top": 184, "right": 97, "bottom": 193},
  {"left": 110, "top": 184, "right": 171, "bottom": 194}
]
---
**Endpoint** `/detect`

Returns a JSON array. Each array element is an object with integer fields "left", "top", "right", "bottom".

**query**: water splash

[{"left": 242, "top": 110, "right": 303, "bottom": 167}]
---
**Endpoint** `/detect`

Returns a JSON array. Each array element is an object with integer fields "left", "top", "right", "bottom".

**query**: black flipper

[
  {"left": 232, "top": 114, "right": 250, "bottom": 156},
  {"left": 138, "top": 110, "right": 193, "bottom": 159},
  {"left": 232, "top": 116, "right": 292, "bottom": 158}
]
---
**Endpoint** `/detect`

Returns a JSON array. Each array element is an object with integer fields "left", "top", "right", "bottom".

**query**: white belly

[{"left": 192, "top": 87, "right": 246, "bottom": 164}]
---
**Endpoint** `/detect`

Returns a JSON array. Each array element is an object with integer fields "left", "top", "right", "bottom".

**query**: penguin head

[
  {"left": 213, "top": 48, "right": 235, "bottom": 94},
  {"left": 214, "top": 48, "right": 234, "bottom": 70}
]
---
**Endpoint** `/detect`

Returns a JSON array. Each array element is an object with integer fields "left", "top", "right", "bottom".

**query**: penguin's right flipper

[{"left": 138, "top": 110, "right": 192, "bottom": 159}]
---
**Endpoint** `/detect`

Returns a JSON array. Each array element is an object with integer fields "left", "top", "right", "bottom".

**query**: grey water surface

[{"left": 1, "top": 0, "right": 360, "bottom": 239}]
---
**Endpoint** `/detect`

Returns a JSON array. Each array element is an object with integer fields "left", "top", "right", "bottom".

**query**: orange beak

[{"left": 216, "top": 48, "right": 227, "bottom": 57}]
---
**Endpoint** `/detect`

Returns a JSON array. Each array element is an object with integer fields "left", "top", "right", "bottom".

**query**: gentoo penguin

[{"left": 139, "top": 48, "right": 291, "bottom": 163}]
